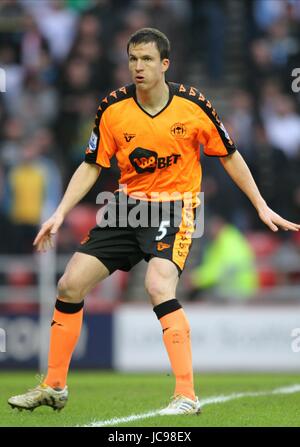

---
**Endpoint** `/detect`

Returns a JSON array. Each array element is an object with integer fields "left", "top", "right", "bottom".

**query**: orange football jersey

[{"left": 85, "top": 82, "right": 236, "bottom": 203}]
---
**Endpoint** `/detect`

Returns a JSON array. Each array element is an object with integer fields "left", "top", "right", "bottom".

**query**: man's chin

[{"left": 135, "top": 80, "right": 148, "bottom": 90}]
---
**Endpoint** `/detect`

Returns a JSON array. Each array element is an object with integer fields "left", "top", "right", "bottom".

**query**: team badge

[{"left": 170, "top": 123, "right": 187, "bottom": 138}]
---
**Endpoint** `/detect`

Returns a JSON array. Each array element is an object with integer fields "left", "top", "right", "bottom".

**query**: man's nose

[{"left": 136, "top": 59, "right": 144, "bottom": 71}]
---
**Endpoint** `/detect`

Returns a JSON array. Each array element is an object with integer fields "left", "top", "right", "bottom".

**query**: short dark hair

[{"left": 127, "top": 27, "right": 170, "bottom": 60}]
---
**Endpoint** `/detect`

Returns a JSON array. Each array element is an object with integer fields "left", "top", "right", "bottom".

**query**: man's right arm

[{"left": 34, "top": 162, "right": 101, "bottom": 252}]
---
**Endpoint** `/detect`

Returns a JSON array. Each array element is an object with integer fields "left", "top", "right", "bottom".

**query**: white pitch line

[{"left": 82, "top": 384, "right": 300, "bottom": 427}]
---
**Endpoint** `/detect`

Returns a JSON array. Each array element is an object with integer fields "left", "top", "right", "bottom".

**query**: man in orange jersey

[{"left": 8, "top": 28, "right": 300, "bottom": 415}]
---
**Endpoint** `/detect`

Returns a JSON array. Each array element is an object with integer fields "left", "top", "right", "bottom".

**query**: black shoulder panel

[
  {"left": 99, "top": 83, "right": 135, "bottom": 114},
  {"left": 85, "top": 84, "right": 135, "bottom": 164},
  {"left": 170, "top": 82, "right": 236, "bottom": 153}
]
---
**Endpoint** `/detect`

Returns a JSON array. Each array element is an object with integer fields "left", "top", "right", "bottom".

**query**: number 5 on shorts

[{"left": 155, "top": 220, "right": 170, "bottom": 241}]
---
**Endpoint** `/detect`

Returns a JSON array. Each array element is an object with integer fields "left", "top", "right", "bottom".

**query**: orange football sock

[
  {"left": 154, "top": 300, "right": 195, "bottom": 401},
  {"left": 44, "top": 299, "right": 83, "bottom": 389}
]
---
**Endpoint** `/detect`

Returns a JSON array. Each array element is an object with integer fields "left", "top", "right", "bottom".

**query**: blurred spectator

[
  {"left": 252, "top": 0, "right": 288, "bottom": 33},
  {"left": 258, "top": 78, "right": 283, "bottom": 118},
  {"left": 0, "top": 162, "right": 11, "bottom": 253},
  {"left": 31, "top": 0, "right": 78, "bottom": 63},
  {"left": 0, "top": 44, "right": 24, "bottom": 114},
  {"left": 0, "top": 117, "right": 25, "bottom": 168},
  {"left": 76, "top": 12, "right": 102, "bottom": 40},
  {"left": 4, "top": 138, "right": 61, "bottom": 253},
  {"left": 56, "top": 57, "right": 94, "bottom": 170},
  {"left": 248, "top": 39, "right": 276, "bottom": 95},
  {"left": 201, "top": 133, "right": 253, "bottom": 231},
  {"left": 189, "top": 0, "right": 226, "bottom": 81},
  {"left": 67, "top": 92, "right": 99, "bottom": 169},
  {"left": 11, "top": 71, "right": 58, "bottom": 134},
  {"left": 70, "top": 13, "right": 113, "bottom": 92},
  {"left": 20, "top": 13, "right": 49, "bottom": 71},
  {"left": 0, "top": 0, "right": 26, "bottom": 48},
  {"left": 268, "top": 19, "right": 299, "bottom": 67},
  {"left": 31, "top": 128, "right": 62, "bottom": 220},
  {"left": 249, "top": 123, "right": 292, "bottom": 219},
  {"left": 263, "top": 94, "right": 300, "bottom": 159},
  {"left": 189, "top": 216, "right": 259, "bottom": 300},
  {"left": 111, "top": 62, "right": 132, "bottom": 89},
  {"left": 227, "top": 90, "right": 255, "bottom": 155},
  {"left": 85, "top": 0, "right": 130, "bottom": 45}
]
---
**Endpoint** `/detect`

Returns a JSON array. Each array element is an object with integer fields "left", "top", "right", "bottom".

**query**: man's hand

[
  {"left": 32, "top": 162, "right": 101, "bottom": 252},
  {"left": 258, "top": 205, "right": 300, "bottom": 232},
  {"left": 33, "top": 212, "right": 64, "bottom": 252}
]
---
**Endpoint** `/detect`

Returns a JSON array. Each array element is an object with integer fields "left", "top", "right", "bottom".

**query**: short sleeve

[
  {"left": 84, "top": 106, "right": 117, "bottom": 167},
  {"left": 196, "top": 98, "right": 236, "bottom": 157}
]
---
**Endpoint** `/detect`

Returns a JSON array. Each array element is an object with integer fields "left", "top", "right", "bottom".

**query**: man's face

[{"left": 128, "top": 42, "right": 169, "bottom": 90}]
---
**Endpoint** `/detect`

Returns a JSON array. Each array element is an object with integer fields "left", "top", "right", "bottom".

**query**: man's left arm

[{"left": 220, "top": 150, "right": 300, "bottom": 232}]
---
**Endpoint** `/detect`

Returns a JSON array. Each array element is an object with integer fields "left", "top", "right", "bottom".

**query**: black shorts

[{"left": 77, "top": 192, "right": 197, "bottom": 275}]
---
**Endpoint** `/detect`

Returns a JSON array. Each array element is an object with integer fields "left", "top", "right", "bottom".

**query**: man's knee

[
  {"left": 145, "top": 277, "right": 169, "bottom": 299},
  {"left": 57, "top": 275, "right": 84, "bottom": 303}
]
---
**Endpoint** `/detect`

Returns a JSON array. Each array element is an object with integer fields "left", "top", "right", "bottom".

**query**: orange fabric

[
  {"left": 85, "top": 83, "right": 236, "bottom": 204},
  {"left": 159, "top": 308, "right": 195, "bottom": 400},
  {"left": 45, "top": 306, "right": 83, "bottom": 389},
  {"left": 172, "top": 204, "right": 195, "bottom": 270}
]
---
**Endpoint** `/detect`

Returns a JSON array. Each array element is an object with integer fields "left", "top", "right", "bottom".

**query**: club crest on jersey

[
  {"left": 170, "top": 122, "right": 186, "bottom": 138},
  {"left": 129, "top": 147, "right": 181, "bottom": 174},
  {"left": 88, "top": 131, "right": 98, "bottom": 152}
]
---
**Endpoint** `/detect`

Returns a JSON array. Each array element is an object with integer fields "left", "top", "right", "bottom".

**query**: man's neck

[{"left": 136, "top": 81, "right": 170, "bottom": 115}]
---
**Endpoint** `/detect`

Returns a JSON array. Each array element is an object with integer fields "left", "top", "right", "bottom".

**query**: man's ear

[{"left": 162, "top": 58, "right": 170, "bottom": 73}]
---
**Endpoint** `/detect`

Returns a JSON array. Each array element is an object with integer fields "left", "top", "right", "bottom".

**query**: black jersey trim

[
  {"left": 100, "top": 84, "right": 135, "bottom": 113},
  {"left": 84, "top": 85, "right": 135, "bottom": 165},
  {"left": 171, "top": 82, "right": 236, "bottom": 155},
  {"left": 204, "top": 151, "right": 236, "bottom": 158},
  {"left": 132, "top": 82, "right": 174, "bottom": 118}
]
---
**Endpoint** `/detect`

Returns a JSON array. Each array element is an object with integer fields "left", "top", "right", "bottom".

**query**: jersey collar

[{"left": 133, "top": 81, "right": 174, "bottom": 118}]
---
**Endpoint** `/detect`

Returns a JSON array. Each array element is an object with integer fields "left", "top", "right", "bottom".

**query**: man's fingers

[
  {"left": 33, "top": 225, "right": 51, "bottom": 246},
  {"left": 33, "top": 220, "right": 58, "bottom": 247},
  {"left": 45, "top": 235, "right": 52, "bottom": 250},
  {"left": 283, "top": 220, "right": 300, "bottom": 227},
  {"left": 277, "top": 219, "right": 300, "bottom": 232},
  {"left": 261, "top": 208, "right": 300, "bottom": 233},
  {"left": 48, "top": 235, "right": 55, "bottom": 249},
  {"left": 35, "top": 234, "right": 52, "bottom": 252},
  {"left": 33, "top": 230, "right": 44, "bottom": 246},
  {"left": 37, "top": 238, "right": 46, "bottom": 252},
  {"left": 46, "top": 239, "right": 52, "bottom": 251},
  {"left": 265, "top": 218, "right": 278, "bottom": 232}
]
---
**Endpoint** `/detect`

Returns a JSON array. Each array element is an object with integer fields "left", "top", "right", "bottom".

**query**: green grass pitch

[{"left": 1, "top": 371, "right": 300, "bottom": 427}]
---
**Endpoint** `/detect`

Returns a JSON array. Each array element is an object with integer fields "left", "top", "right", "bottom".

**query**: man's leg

[
  {"left": 8, "top": 252, "right": 109, "bottom": 411},
  {"left": 145, "top": 257, "right": 197, "bottom": 405},
  {"left": 45, "top": 252, "right": 109, "bottom": 389}
]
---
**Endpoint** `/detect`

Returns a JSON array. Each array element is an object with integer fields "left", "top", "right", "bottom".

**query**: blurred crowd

[
  {"left": 203, "top": 0, "right": 300, "bottom": 230},
  {"left": 0, "top": 0, "right": 300, "bottom": 299},
  {"left": 0, "top": 0, "right": 192, "bottom": 255}
]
